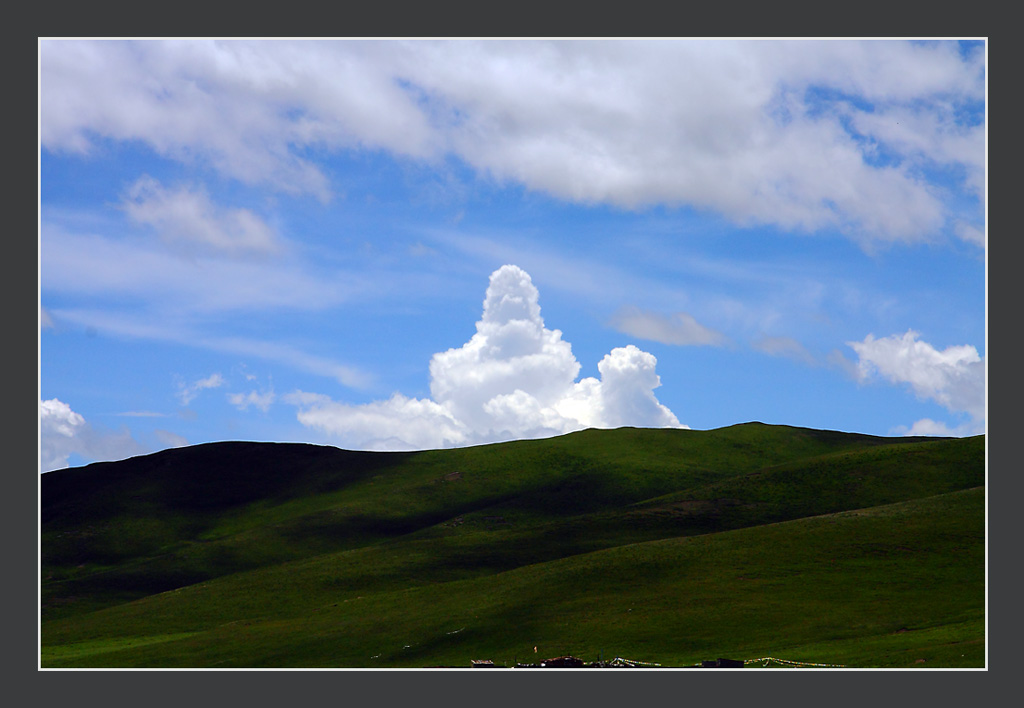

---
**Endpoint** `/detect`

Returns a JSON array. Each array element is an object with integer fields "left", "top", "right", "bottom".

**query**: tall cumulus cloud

[{"left": 288, "top": 265, "right": 684, "bottom": 450}]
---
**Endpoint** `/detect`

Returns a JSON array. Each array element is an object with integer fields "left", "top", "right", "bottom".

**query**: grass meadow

[{"left": 41, "top": 424, "right": 985, "bottom": 668}]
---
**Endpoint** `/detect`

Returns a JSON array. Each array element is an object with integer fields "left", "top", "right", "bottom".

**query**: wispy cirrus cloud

[
  {"left": 40, "top": 222, "right": 362, "bottom": 314},
  {"left": 41, "top": 212, "right": 375, "bottom": 391},
  {"left": 41, "top": 306, "right": 54, "bottom": 329},
  {"left": 122, "top": 176, "right": 282, "bottom": 256},
  {"left": 48, "top": 308, "right": 372, "bottom": 390},
  {"left": 176, "top": 373, "right": 225, "bottom": 406}
]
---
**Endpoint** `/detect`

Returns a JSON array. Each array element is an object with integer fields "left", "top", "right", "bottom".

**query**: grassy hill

[{"left": 40, "top": 423, "right": 985, "bottom": 668}]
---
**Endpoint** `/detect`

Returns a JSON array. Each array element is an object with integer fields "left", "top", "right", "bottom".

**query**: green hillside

[{"left": 40, "top": 423, "right": 986, "bottom": 668}]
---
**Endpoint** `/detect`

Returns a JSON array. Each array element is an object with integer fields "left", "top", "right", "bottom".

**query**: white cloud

[
  {"left": 583, "top": 345, "right": 681, "bottom": 430},
  {"left": 288, "top": 265, "right": 684, "bottom": 450},
  {"left": 122, "top": 176, "right": 281, "bottom": 256},
  {"left": 845, "top": 102, "right": 985, "bottom": 197},
  {"left": 955, "top": 221, "right": 985, "bottom": 247},
  {"left": 285, "top": 392, "right": 469, "bottom": 451},
  {"left": 177, "top": 372, "right": 225, "bottom": 406},
  {"left": 41, "top": 39, "right": 984, "bottom": 245},
  {"left": 428, "top": 265, "right": 581, "bottom": 425},
  {"left": 41, "top": 398, "right": 85, "bottom": 438},
  {"left": 227, "top": 388, "right": 276, "bottom": 413},
  {"left": 41, "top": 306, "right": 54, "bottom": 329},
  {"left": 40, "top": 398, "right": 85, "bottom": 471},
  {"left": 609, "top": 306, "right": 727, "bottom": 347},
  {"left": 40, "top": 398, "right": 145, "bottom": 471},
  {"left": 848, "top": 330, "right": 984, "bottom": 433}
]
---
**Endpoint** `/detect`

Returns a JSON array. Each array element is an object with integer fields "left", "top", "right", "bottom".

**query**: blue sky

[{"left": 38, "top": 39, "right": 986, "bottom": 470}]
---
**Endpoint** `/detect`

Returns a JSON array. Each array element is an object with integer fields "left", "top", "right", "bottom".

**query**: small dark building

[
  {"left": 540, "top": 656, "right": 584, "bottom": 668},
  {"left": 702, "top": 658, "right": 744, "bottom": 668},
  {"left": 471, "top": 659, "right": 496, "bottom": 668}
]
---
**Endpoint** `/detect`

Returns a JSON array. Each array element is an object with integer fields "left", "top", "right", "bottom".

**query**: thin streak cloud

[
  {"left": 609, "top": 307, "right": 728, "bottom": 347},
  {"left": 50, "top": 308, "right": 373, "bottom": 390}
]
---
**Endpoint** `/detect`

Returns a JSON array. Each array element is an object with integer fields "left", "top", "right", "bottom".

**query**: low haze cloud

[
  {"left": 288, "top": 265, "right": 684, "bottom": 450},
  {"left": 154, "top": 429, "right": 190, "bottom": 449},
  {"left": 753, "top": 335, "right": 817, "bottom": 365},
  {"left": 900, "top": 418, "right": 978, "bottom": 438},
  {"left": 40, "top": 398, "right": 145, "bottom": 471}
]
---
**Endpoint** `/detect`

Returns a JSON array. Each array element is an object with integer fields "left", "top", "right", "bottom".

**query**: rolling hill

[{"left": 40, "top": 423, "right": 985, "bottom": 668}]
